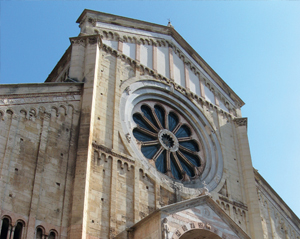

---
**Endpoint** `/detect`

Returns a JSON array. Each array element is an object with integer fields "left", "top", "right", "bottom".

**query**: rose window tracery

[{"left": 132, "top": 101, "right": 205, "bottom": 181}]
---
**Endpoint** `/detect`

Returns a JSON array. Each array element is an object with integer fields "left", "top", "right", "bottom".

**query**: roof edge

[{"left": 254, "top": 169, "right": 300, "bottom": 229}]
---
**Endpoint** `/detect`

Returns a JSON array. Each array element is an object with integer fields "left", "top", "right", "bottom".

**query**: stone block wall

[
  {"left": 83, "top": 45, "right": 253, "bottom": 238},
  {"left": 0, "top": 83, "right": 82, "bottom": 239}
]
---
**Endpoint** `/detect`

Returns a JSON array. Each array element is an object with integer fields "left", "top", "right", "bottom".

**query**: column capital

[
  {"left": 69, "top": 34, "right": 102, "bottom": 48},
  {"left": 233, "top": 117, "right": 247, "bottom": 128}
]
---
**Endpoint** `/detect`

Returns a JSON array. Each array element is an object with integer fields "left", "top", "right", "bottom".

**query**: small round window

[{"left": 132, "top": 101, "right": 205, "bottom": 181}]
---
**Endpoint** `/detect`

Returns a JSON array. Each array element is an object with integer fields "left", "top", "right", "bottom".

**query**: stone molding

[
  {"left": 218, "top": 196, "right": 248, "bottom": 211},
  {"left": 171, "top": 220, "right": 236, "bottom": 239},
  {"left": 0, "top": 92, "right": 81, "bottom": 106},
  {"left": 92, "top": 142, "right": 135, "bottom": 164}
]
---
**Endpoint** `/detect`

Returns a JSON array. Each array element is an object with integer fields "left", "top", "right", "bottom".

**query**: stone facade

[{"left": 0, "top": 9, "right": 299, "bottom": 239}]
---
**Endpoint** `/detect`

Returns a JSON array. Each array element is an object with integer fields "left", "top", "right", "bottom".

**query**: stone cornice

[
  {"left": 0, "top": 92, "right": 81, "bottom": 106},
  {"left": 92, "top": 142, "right": 135, "bottom": 164},
  {"left": 0, "top": 83, "right": 83, "bottom": 106}
]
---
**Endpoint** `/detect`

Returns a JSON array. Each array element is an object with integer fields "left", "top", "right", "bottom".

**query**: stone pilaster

[
  {"left": 133, "top": 166, "right": 140, "bottom": 223},
  {"left": 184, "top": 63, "right": 190, "bottom": 90},
  {"left": 68, "top": 34, "right": 102, "bottom": 239},
  {"left": 169, "top": 46, "right": 174, "bottom": 81},
  {"left": 109, "top": 158, "right": 118, "bottom": 238},
  {"left": 234, "top": 117, "right": 264, "bottom": 239},
  {"left": 25, "top": 112, "right": 50, "bottom": 239}
]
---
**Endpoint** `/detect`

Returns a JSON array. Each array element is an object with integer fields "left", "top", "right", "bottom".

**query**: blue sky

[{"left": 1, "top": 1, "right": 300, "bottom": 219}]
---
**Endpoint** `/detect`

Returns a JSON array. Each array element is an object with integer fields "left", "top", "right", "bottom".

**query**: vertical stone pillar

[
  {"left": 112, "top": 53, "right": 122, "bottom": 150},
  {"left": 234, "top": 118, "right": 264, "bottom": 239},
  {"left": 155, "top": 182, "right": 160, "bottom": 210},
  {"left": 135, "top": 42, "right": 141, "bottom": 77},
  {"left": 59, "top": 105, "right": 78, "bottom": 239},
  {"left": 152, "top": 44, "right": 157, "bottom": 72},
  {"left": 135, "top": 42, "right": 140, "bottom": 63},
  {"left": 199, "top": 77, "right": 205, "bottom": 99},
  {"left": 68, "top": 34, "right": 102, "bottom": 239},
  {"left": 109, "top": 158, "right": 118, "bottom": 238},
  {"left": 168, "top": 46, "right": 174, "bottom": 81},
  {"left": 184, "top": 62, "right": 190, "bottom": 90},
  {"left": 133, "top": 166, "right": 140, "bottom": 223},
  {"left": 6, "top": 224, "right": 12, "bottom": 239}
]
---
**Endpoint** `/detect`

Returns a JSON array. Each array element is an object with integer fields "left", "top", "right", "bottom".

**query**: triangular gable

[
  {"left": 76, "top": 9, "right": 245, "bottom": 113},
  {"left": 160, "top": 195, "right": 251, "bottom": 239},
  {"left": 115, "top": 195, "right": 251, "bottom": 239}
]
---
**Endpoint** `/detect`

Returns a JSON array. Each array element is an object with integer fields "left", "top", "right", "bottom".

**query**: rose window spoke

[{"left": 132, "top": 102, "right": 204, "bottom": 181}]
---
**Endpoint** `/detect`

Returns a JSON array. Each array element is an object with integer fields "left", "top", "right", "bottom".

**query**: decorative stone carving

[
  {"left": 206, "top": 223, "right": 211, "bottom": 230},
  {"left": 161, "top": 218, "right": 170, "bottom": 239},
  {"left": 125, "top": 133, "right": 131, "bottom": 143},
  {"left": 233, "top": 117, "right": 247, "bottom": 127},
  {"left": 88, "top": 36, "right": 98, "bottom": 45},
  {"left": 70, "top": 38, "right": 86, "bottom": 47},
  {"left": 199, "top": 181, "right": 210, "bottom": 196},
  {"left": 198, "top": 222, "right": 204, "bottom": 228},
  {"left": 125, "top": 86, "right": 131, "bottom": 95},
  {"left": 175, "top": 230, "right": 181, "bottom": 237},
  {"left": 87, "top": 17, "right": 96, "bottom": 26}
]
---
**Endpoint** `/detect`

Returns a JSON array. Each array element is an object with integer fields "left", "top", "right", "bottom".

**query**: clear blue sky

[{"left": 1, "top": 1, "right": 300, "bottom": 218}]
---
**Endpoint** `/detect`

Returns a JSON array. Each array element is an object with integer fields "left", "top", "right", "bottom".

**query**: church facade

[{"left": 0, "top": 9, "right": 299, "bottom": 239}]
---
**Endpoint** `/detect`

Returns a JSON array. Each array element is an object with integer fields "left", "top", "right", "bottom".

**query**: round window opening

[{"left": 132, "top": 101, "right": 205, "bottom": 181}]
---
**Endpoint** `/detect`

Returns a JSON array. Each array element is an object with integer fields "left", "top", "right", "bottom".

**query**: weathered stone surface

[{"left": 0, "top": 9, "right": 299, "bottom": 239}]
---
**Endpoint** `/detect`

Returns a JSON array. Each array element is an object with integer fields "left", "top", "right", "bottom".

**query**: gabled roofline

[
  {"left": 123, "top": 195, "right": 250, "bottom": 239},
  {"left": 76, "top": 9, "right": 245, "bottom": 107}
]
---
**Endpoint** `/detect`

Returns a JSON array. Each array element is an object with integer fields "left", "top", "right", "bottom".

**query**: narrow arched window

[
  {"left": 48, "top": 231, "right": 56, "bottom": 239},
  {"left": 36, "top": 228, "right": 43, "bottom": 239},
  {"left": 0, "top": 218, "right": 10, "bottom": 239},
  {"left": 13, "top": 222, "right": 23, "bottom": 239}
]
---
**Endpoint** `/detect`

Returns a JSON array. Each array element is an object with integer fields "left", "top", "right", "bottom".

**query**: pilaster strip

[
  {"left": 109, "top": 157, "right": 118, "bottom": 238},
  {"left": 152, "top": 44, "right": 157, "bottom": 72},
  {"left": 169, "top": 46, "right": 174, "bottom": 81},
  {"left": 26, "top": 112, "right": 50, "bottom": 239},
  {"left": 235, "top": 119, "right": 263, "bottom": 238},
  {"left": 184, "top": 63, "right": 190, "bottom": 90},
  {"left": 133, "top": 166, "right": 140, "bottom": 223}
]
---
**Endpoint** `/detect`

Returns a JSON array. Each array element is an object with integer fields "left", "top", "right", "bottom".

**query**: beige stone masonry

[{"left": 234, "top": 118, "right": 264, "bottom": 239}]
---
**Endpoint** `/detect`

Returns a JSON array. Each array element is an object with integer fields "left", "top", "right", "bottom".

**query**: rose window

[{"left": 132, "top": 102, "right": 205, "bottom": 181}]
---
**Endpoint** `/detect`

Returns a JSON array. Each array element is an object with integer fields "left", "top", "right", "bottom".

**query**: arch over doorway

[{"left": 179, "top": 229, "right": 222, "bottom": 239}]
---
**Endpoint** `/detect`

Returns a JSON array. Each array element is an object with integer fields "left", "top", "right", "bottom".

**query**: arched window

[
  {"left": 48, "top": 231, "right": 56, "bottom": 239},
  {"left": 36, "top": 227, "right": 43, "bottom": 239},
  {"left": 0, "top": 218, "right": 10, "bottom": 239},
  {"left": 13, "top": 221, "right": 23, "bottom": 239}
]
